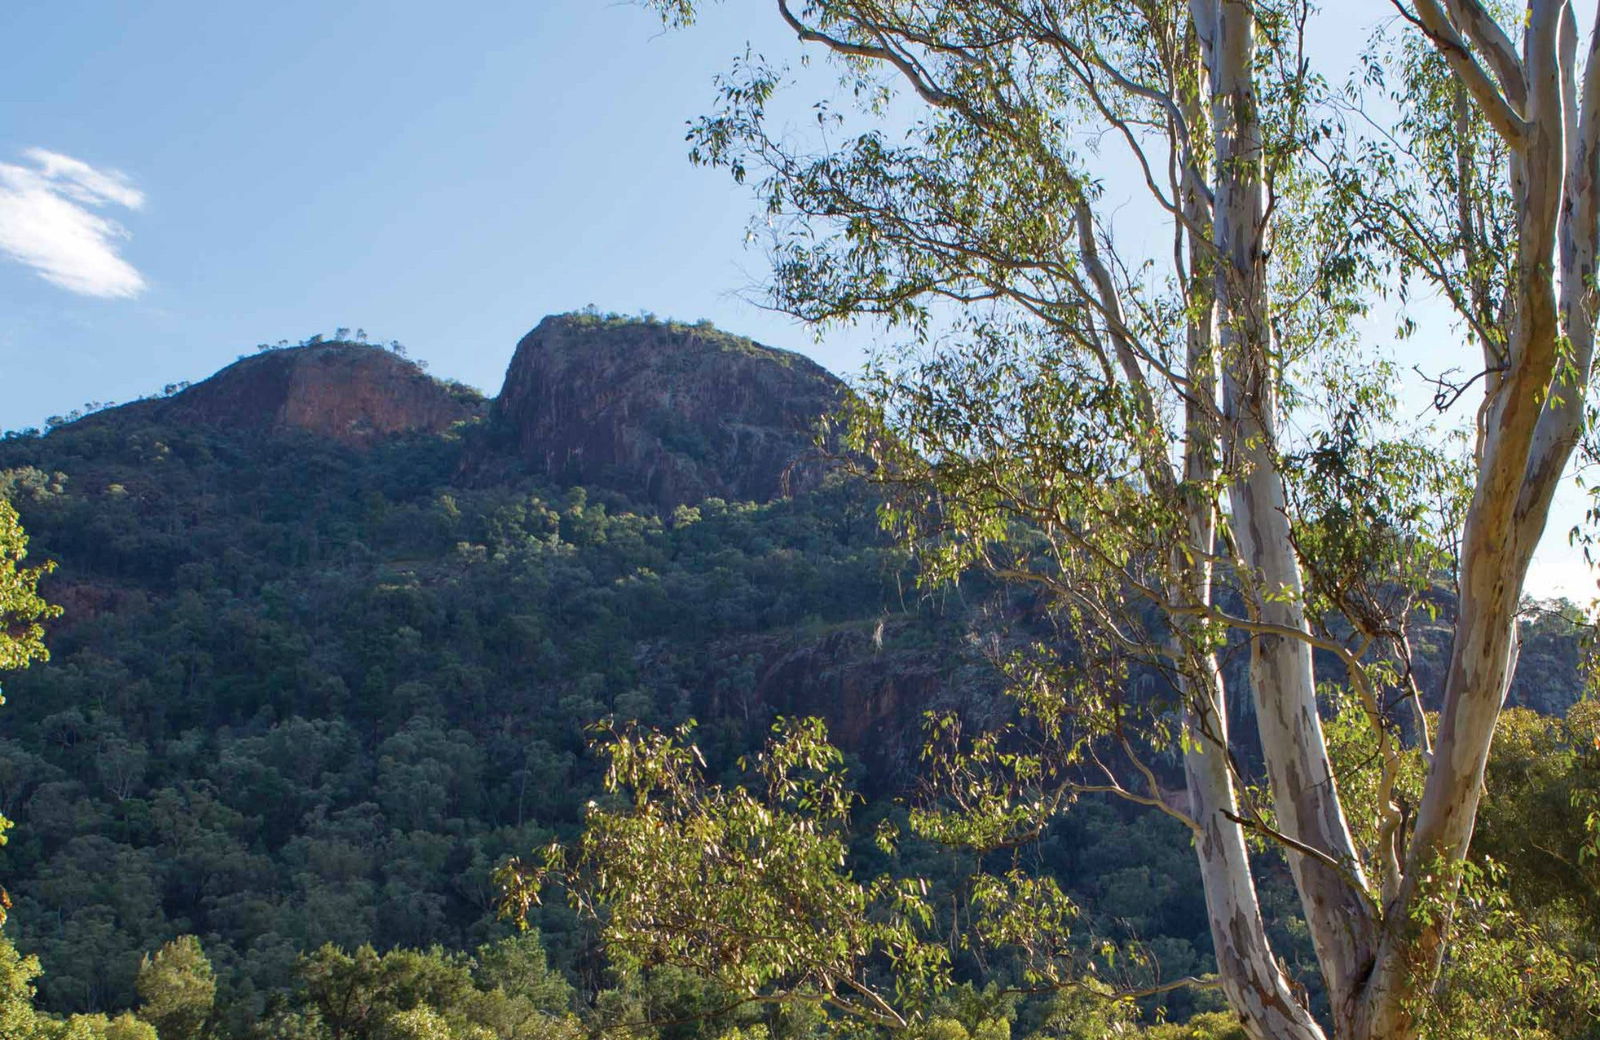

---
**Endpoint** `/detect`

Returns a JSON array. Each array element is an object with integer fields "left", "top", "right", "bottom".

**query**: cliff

[
  {"left": 702, "top": 623, "right": 972, "bottom": 788},
  {"left": 484, "top": 315, "right": 847, "bottom": 508},
  {"left": 145, "top": 343, "right": 482, "bottom": 446}
]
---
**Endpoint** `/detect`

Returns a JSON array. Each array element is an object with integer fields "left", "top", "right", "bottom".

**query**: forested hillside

[
  {"left": 0, "top": 318, "right": 984, "bottom": 1033},
  {"left": 0, "top": 317, "right": 1591, "bottom": 1039}
]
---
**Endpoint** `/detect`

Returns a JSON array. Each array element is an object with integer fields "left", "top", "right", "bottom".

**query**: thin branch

[
  {"left": 1222, "top": 809, "right": 1375, "bottom": 906},
  {"left": 776, "top": 0, "right": 960, "bottom": 110},
  {"left": 1442, "top": 0, "right": 1529, "bottom": 108}
]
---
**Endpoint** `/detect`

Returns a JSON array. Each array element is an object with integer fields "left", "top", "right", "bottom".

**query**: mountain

[
  {"left": 0, "top": 316, "right": 1000, "bottom": 1026},
  {"left": 109, "top": 342, "right": 485, "bottom": 447},
  {"left": 482, "top": 313, "right": 846, "bottom": 508},
  {"left": 71, "top": 314, "right": 846, "bottom": 511},
  {"left": 0, "top": 315, "right": 1585, "bottom": 1035}
]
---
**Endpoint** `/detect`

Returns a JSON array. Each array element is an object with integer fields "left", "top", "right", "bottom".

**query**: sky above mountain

[
  {"left": 1, "top": 0, "right": 1596, "bottom": 600},
  {"left": 0, "top": 1, "right": 849, "bottom": 410}
]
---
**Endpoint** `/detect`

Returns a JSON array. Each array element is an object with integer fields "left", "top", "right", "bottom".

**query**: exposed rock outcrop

[
  {"left": 695, "top": 623, "right": 1001, "bottom": 790},
  {"left": 484, "top": 315, "right": 846, "bottom": 508},
  {"left": 149, "top": 343, "right": 481, "bottom": 446}
]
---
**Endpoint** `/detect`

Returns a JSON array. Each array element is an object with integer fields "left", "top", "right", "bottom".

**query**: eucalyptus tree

[
  {"left": 0, "top": 496, "right": 57, "bottom": 904},
  {"left": 523, "top": 3, "right": 1600, "bottom": 1039},
  {"left": 0, "top": 499, "right": 54, "bottom": 676}
]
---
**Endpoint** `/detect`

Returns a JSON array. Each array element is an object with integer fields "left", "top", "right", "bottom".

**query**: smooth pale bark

[
  {"left": 1197, "top": 5, "right": 1377, "bottom": 1032},
  {"left": 1173, "top": 120, "right": 1326, "bottom": 1038},
  {"left": 1184, "top": 666, "right": 1329, "bottom": 1040},
  {"left": 696, "top": 2, "right": 1600, "bottom": 1037},
  {"left": 1356, "top": 5, "right": 1600, "bottom": 1037},
  {"left": 1199, "top": 3, "right": 1600, "bottom": 1033},
  {"left": 1168, "top": 28, "right": 1327, "bottom": 1039}
]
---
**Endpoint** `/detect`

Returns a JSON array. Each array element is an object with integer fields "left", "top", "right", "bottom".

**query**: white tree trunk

[
  {"left": 1172, "top": 105, "right": 1327, "bottom": 1032},
  {"left": 1355, "top": 5, "right": 1600, "bottom": 1036},
  {"left": 736, "top": 2, "right": 1600, "bottom": 1036},
  {"left": 1196, "top": 6, "right": 1377, "bottom": 1033},
  {"left": 1184, "top": 666, "right": 1330, "bottom": 1040}
]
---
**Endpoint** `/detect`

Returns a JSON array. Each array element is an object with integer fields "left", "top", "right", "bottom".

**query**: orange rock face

[{"left": 157, "top": 344, "right": 480, "bottom": 446}]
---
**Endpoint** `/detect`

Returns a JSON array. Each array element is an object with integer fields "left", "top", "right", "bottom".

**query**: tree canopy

[
  {"left": 0, "top": 475, "right": 61, "bottom": 921},
  {"left": 523, "top": 3, "right": 1600, "bottom": 1039},
  {"left": 0, "top": 498, "right": 58, "bottom": 675}
]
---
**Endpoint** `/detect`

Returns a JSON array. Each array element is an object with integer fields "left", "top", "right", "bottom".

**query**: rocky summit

[
  {"left": 0, "top": 314, "right": 982, "bottom": 1020},
  {"left": 485, "top": 314, "right": 847, "bottom": 509},
  {"left": 141, "top": 342, "right": 482, "bottom": 446},
  {"left": 1, "top": 312, "right": 1586, "bottom": 1032},
  {"left": 81, "top": 316, "right": 851, "bottom": 512}
]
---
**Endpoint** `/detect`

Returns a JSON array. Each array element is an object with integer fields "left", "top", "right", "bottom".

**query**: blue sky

[
  {"left": 0, "top": 1, "right": 859, "bottom": 423},
  {"left": 1, "top": 0, "right": 1596, "bottom": 598}
]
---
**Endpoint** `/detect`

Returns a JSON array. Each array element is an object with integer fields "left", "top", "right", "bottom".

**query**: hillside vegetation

[{"left": 0, "top": 321, "right": 1590, "bottom": 1039}]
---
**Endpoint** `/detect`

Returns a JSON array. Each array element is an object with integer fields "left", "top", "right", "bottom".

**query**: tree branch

[{"left": 1400, "top": 0, "right": 1529, "bottom": 143}]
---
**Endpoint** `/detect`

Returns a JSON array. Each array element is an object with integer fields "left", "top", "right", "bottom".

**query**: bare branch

[{"left": 1443, "top": 0, "right": 1529, "bottom": 108}]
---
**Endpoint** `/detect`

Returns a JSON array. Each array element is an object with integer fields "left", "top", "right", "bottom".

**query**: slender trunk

[
  {"left": 1184, "top": 664, "right": 1329, "bottom": 1040},
  {"left": 1200, "top": 4, "right": 1376, "bottom": 1029},
  {"left": 1176, "top": 184, "right": 1325, "bottom": 1040},
  {"left": 1356, "top": 7, "right": 1598, "bottom": 1036},
  {"left": 1172, "top": 22, "right": 1326, "bottom": 1038}
]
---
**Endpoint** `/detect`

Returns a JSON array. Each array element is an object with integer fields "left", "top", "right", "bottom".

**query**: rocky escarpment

[
  {"left": 484, "top": 315, "right": 847, "bottom": 509},
  {"left": 690, "top": 621, "right": 1007, "bottom": 791},
  {"left": 712, "top": 627, "right": 948, "bottom": 787},
  {"left": 147, "top": 343, "right": 482, "bottom": 446}
]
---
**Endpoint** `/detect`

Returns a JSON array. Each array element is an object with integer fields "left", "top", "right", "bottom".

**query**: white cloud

[{"left": 0, "top": 148, "right": 146, "bottom": 298}]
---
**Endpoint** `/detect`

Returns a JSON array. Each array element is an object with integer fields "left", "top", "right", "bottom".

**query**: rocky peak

[
  {"left": 152, "top": 343, "right": 482, "bottom": 446},
  {"left": 486, "top": 314, "right": 846, "bottom": 508}
]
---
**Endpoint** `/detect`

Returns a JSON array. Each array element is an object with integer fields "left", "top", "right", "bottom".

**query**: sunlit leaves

[
  {"left": 502, "top": 719, "right": 951, "bottom": 1027},
  {"left": 625, "top": 0, "right": 1593, "bottom": 1033},
  {"left": 1406, "top": 856, "right": 1600, "bottom": 1040},
  {"left": 1320, "top": 684, "right": 1426, "bottom": 892},
  {"left": 1341, "top": 18, "right": 1516, "bottom": 359},
  {"left": 844, "top": 319, "right": 1185, "bottom": 607},
  {"left": 1282, "top": 360, "right": 1469, "bottom": 633},
  {"left": 0, "top": 498, "right": 58, "bottom": 674},
  {"left": 0, "top": 495, "right": 59, "bottom": 919},
  {"left": 968, "top": 872, "right": 1078, "bottom": 987}
]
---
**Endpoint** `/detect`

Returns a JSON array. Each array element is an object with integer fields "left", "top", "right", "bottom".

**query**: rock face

[
  {"left": 487, "top": 315, "right": 846, "bottom": 508},
  {"left": 735, "top": 628, "right": 946, "bottom": 787},
  {"left": 692, "top": 622, "right": 1002, "bottom": 791},
  {"left": 153, "top": 344, "right": 480, "bottom": 446}
]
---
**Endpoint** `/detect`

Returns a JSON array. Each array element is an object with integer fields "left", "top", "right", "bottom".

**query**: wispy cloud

[{"left": 0, "top": 148, "right": 146, "bottom": 298}]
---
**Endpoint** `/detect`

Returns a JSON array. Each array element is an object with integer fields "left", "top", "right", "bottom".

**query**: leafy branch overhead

[
  {"left": 0, "top": 495, "right": 59, "bottom": 918},
  {"left": 0, "top": 499, "right": 57, "bottom": 674},
  {"left": 503, "top": 717, "right": 1202, "bottom": 1028},
  {"left": 503, "top": 718, "right": 954, "bottom": 1030},
  {"left": 571, "top": 1, "right": 1600, "bottom": 1038}
]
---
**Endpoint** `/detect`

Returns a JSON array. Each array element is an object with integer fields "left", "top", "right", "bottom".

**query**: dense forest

[
  {"left": 15, "top": 0, "right": 1600, "bottom": 1031},
  {"left": 0, "top": 323, "right": 1593, "bottom": 1039}
]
